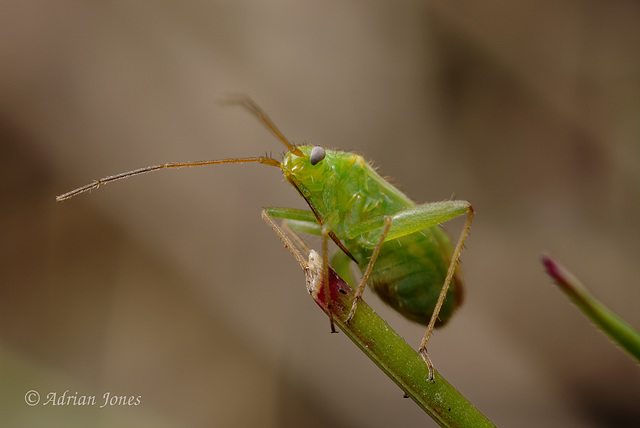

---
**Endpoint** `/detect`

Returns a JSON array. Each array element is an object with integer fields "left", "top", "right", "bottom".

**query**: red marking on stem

[{"left": 311, "top": 268, "right": 353, "bottom": 315}]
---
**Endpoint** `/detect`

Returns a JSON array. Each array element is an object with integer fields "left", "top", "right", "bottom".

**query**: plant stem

[
  {"left": 263, "top": 211, "right": 494, "bottom": 427},
  {"left": 304, "top": 250, "right": 495, "bottom": 428},
  {"left": 542, "top": 254, "right": 640, "bottom": 364}
]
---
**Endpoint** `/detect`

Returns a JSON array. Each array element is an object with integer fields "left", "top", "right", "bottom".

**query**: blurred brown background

[{"left": 2, "top": 1, "right": 639, "bottom": 427}]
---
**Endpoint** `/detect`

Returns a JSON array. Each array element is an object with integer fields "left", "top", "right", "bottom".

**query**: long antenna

[
  {"left": 56, "top": 156, "right": 280, "bottom": 201},
  {"left": 220, "top": 95, "right": 303, "bottom": 156},
  {"left": 57, "top": 96, "right": 300, "bottom": 201}
]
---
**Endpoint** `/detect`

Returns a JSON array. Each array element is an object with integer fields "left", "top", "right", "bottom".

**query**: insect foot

[
  {"left": 418, "top": 348, "right": 436, "bottom": 383},
  {"left": 346, "top": 297, "right": 361, "bottom": 325}
]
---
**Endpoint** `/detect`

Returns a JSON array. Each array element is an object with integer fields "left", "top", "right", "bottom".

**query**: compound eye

[{"left": 309, "top": 146, "right": 326, "bottom": 165}]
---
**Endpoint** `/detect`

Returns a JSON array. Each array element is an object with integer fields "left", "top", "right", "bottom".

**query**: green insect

[{"left": 56, "top": 97, "right": 474, "bottom": 380}]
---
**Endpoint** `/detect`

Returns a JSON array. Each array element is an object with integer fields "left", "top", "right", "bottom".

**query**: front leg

[{"left": 262, "top": 207, "right": 338, "bottom": 333}]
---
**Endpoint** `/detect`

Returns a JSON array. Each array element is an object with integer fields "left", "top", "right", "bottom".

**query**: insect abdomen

[{"left": 366, "top": 227, "right": 463, "bottom": 327}]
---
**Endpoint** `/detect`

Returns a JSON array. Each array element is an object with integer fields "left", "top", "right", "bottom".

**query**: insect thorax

[{"left": 282, "top": 146, "right": 413, "bottom": 243}]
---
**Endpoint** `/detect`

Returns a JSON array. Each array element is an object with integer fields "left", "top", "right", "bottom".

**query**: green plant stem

[
  {"left": 304, "top": 251, "right": 495, "bottom": 428},
  {"left": 542, "top": 254, "right": 640, "bottom": 364}
]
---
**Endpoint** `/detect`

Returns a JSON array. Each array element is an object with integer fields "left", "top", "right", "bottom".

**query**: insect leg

[
  {"left": 264, "top": 207, "right": 322, "bottom": 260},
  {"left": 344, "top": 200, "right": 474, "bottom": 380},
  {"left": 280, "top": 221, "right": 313, "bottom": 255},
  {"left": 261, "top": 209, "right": 309, "bottom": 270},
  {"left": 263, "top": 207, "right": 337, "bottom": 333},
  {"left": 321, "top": 225, "right": 337, "bottom": 333},
  {"left": 270, "top": 209, "right": 359, "bottom": 289},
  {"left": 346, "top": 216, "right": 392, "bottom": 324},
  {"left": 264, "top": 207, "right": 319, "bottom": 224},
  {"left": 418, "top": 205, "right": 474, "bottom": 381}
]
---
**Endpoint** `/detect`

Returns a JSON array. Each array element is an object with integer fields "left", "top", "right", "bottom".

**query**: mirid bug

[{"left": 57, "top": 97, "right": 474, "bottom": 380}]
